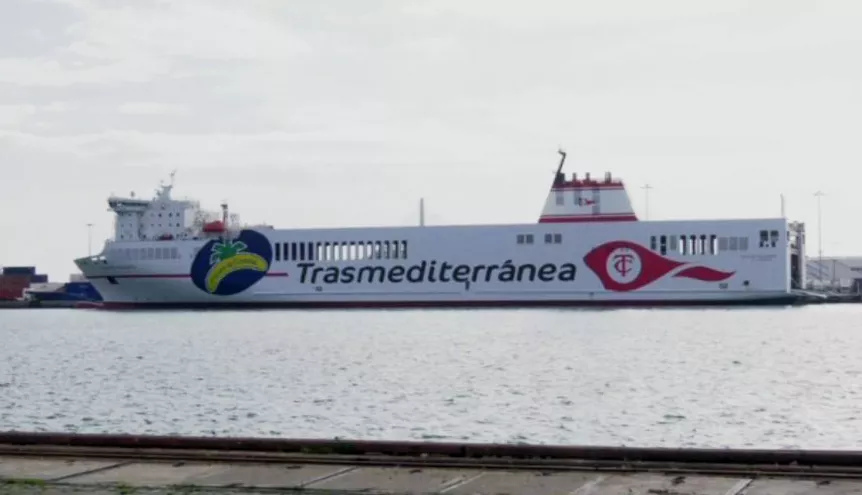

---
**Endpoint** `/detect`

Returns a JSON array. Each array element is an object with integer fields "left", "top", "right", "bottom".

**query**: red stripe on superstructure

[
  {"left": 538, "top": 214, "right": 638, "bottom": 223},
  {"left": 551, "top": 184, "right": 625, "bottom": 191}
]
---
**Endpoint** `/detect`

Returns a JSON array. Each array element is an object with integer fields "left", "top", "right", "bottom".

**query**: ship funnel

[{"left": 538, "top": 156, "right": 637, "bottom": 223}]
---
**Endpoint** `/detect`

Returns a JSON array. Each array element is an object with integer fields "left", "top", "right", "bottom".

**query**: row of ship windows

[
  {"left": 651, "top": 234, "right": 725, "bottom": 256},
  {"left": 111, "top": 246, "right": 181, "bottom": 261},
  {"left": 650, "top": 229, "right": 781, "bottom": 256},
  {"left": 274, "top": 240, "right": 409, "bottom": 262},
  {"left": 117, "top": 224, "right": 183, "bottom": 240},
  {"left": 517, "top": 233, "right": 563, "bottom": 245}
]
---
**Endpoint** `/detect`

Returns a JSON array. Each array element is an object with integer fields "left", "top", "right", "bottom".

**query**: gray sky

[{"left": 2, "top": 0, "right": 861, "bottom": 281}]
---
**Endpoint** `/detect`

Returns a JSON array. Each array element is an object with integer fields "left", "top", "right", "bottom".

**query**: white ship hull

[
  {"left": 74, "top": 152, "right": 808, "bottom": 309},
  {"left": 76, "top": 218, "right": 800, "bottom": 308}
]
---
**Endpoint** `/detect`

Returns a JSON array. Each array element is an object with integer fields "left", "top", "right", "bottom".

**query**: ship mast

[
  {"left": 220, "top": 201, "right": 229, "bottom": 242},
  {"left": 552, "top": 148, "right": 567, "bottom": 187}
]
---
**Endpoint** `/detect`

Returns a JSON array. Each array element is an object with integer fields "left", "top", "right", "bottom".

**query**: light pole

[
  {"left": 87, "top": 223, "right": 93, "bottom": 256},
  {"left": 642, "top": 184, "right": 652, "bottom": 220},
  {"left": 814, "top": 191, "right": 825, "bottom": 285}
]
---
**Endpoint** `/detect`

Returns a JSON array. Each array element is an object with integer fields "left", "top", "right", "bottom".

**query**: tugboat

[{"left": 22, "top": 274, "right": 102, "bottom": 307}]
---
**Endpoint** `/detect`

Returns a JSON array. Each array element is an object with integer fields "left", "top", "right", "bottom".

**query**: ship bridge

[{"left": 106, "top": 173, "right": 215, "bottom": 242}]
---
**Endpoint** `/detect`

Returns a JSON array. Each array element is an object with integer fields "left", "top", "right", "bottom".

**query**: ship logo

[
  {"left": 583, "top": 240, "right": 734, "bottom": 292},
  {"left": 190, "top": 229, "right": 273, "bottom": 296}
]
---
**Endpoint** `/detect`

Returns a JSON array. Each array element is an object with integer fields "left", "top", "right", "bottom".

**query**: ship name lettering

[{"left": 296, "top": 260, "right": 577, "bottom": 288}]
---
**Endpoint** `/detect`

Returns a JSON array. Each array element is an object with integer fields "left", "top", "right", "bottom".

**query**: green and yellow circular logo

[{"left": 190, "top": 230, "right": 272, "bottom": 296}]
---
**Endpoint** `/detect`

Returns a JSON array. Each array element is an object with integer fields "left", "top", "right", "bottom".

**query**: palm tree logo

[{"left": 209, "top": 240, "right": 248, "bottom": 266}]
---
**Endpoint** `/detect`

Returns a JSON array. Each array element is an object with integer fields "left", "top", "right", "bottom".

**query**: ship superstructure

[{"left": 74, "top": 151, "right": 808, "bottom": 308}]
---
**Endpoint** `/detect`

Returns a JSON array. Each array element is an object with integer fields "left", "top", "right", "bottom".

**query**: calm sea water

[{"left": 1, "top": 305, "right": 862, "bottom": 449}]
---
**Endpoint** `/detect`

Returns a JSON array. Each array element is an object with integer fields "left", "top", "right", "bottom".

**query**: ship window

[
  {"left": 659, "top": 235, "right": 667, "bottom": 255},
  {"left": 275, "top": 242, "right": 281, "bottom": 261},
  {"left": 517, "top": 234, "right": 525, "bottom": 244},
  {"left": 553, "top": 233, "right": 562, "bottom": 244},
  {"left": 544, "top": 233, "right": 553, "bottom": 244},
  {"left": 307, "top": 242, "right": 315, "bottom": 260},
  {"left": 555, "top": 190, "right": 563, "bottom": 205},
  {"left": 718, "top": 236, "right": 728, "bottom": 252},
  {"left": 525, "top": 234, "right": 534, "bottom": 244},
  {"left": 170, "top": 247, "right": 179, "bottom": 259},
  {"left": 650, "top": 236, "right": 657, "bottom": 251},
  {"left": 769, "top": 230, "right": 779, "bottom": 248},
  {"left": 740, "top": 236, "right": 749, "bottom": 250},
  {"left": 291, "top": 242, "right": 298, "bottom": 260},
  {"left": 729, "top": 237, "right": 739, "bottom": 250},
  {"left": 759, "top": 230, "right": 769, "bottom": 247}
]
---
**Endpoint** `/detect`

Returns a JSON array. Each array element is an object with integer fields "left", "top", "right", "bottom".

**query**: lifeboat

[{"left": 202, "top": 220, "right": 226, "bottom": 233}]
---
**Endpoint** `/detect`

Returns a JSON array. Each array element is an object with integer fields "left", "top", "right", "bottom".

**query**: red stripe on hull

[
  {"left": 90, "top": 296, "right": 800, "bottom": 311},
  {"left": 88, "top": 272, "right": 289, "bottom": 279},
  {"left": 538, "top": 215, "right": 638, "bottom": 223}
]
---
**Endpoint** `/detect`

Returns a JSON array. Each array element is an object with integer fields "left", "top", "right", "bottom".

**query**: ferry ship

[{"left": 74, "top": 151, "right": 808, "bottom": 308}]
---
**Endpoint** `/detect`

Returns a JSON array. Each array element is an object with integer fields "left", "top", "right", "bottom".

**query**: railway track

[{"left": 2, "top": 432, "right": 862, "bottom": 480}]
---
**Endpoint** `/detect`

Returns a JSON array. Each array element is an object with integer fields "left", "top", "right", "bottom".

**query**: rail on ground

[{"left": 2, "top": 432, "right": 862, "bottom": 479}]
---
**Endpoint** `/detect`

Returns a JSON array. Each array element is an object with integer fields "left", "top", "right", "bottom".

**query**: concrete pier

[
  {"left": 3, "top": 431, "right": 862, "bottom": 494},
  {"left": 2, "top": 454, "right": 861, "bottom": 494}
]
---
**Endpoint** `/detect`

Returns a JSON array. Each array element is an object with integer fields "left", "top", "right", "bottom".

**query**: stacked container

[{"left": 0, "top": 266, "right": 47, "bottom": 300}]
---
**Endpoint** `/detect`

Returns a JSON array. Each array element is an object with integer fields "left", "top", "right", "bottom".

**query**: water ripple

[{"left": 2, "top": 305, "right": 862, "bottom": 448}]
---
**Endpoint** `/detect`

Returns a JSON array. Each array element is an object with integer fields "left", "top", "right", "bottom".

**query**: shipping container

[
  {"left": 2, "top": 266, "right": 36, "bottom": 275},
  {"left": 0, "top": 274, "right": 32, "bottom": 284},
  {"left": 0, "top": 289, "right": 24, "bottom": 300}
]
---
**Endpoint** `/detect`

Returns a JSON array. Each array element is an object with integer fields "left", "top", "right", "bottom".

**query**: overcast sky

[{"left": 2, "top": 0, "right": 861, "bottom": 280}]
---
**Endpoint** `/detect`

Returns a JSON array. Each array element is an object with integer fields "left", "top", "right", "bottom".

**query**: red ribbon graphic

[{"left": 583, "top": 240, "right": 735, "bottom": 292}]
